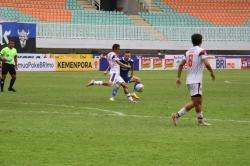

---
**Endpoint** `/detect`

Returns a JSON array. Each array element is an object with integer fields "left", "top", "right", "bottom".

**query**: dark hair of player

[
  {"left": 112, "top": 44, "right": 120, "bottom": 50},
  {"left": 191, "top": 33, "right": 202, "bottom": 46},
  {"left": 124, "top": 51, "right": 130, "bottom": 54}
]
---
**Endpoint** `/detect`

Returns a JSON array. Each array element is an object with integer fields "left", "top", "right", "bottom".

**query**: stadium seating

[
  {"left": 0, "top": 0, "right": 152, "bottom": 40},
  {"left": 140, "top": 12, "right": 214, "bottom": 27},
  {"left": 0, "top": 0, "right": 71, "bottom": 22},
  {"left": 0, "top": 7, "right": 39, "bottom": 22},
  {"left": 137, "top": 0, "right": 250, "bottom": 40},
  {"left": 152, "top": 0, "right": 250, "bottom": 26},
  {"left": 0, "top": 0, "right": 249, "bottom": 41},
  {"left": 0, "top": 0, "right": 134, "bottom": 25},
  {"left": 71, "top": 10, "right": 134, "bottom": 25}
]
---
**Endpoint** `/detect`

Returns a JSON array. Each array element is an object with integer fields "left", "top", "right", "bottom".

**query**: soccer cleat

[
  {"left": 198, "top": 121, "right": 211, "bottom": 126},
  {"left": 172, "top": 113, "right": 178, "bottom": 126},
  {"left": 86, "top": 80, "right": 94, "bottom": 87},
  {"left": 129, "top": 100, "right": 137, "bottom": 103},
  {"left": 128, "top": 98, "right": 137, "bottom": 103},
  {"left": 8, "top": 88, "right": 16, "bottom": 92},
  {"left": 109, "top": 97, "right": 115, "bottom": 101},
  {"left": 131, "top": 93, "right": 140, "bottom": 99}
]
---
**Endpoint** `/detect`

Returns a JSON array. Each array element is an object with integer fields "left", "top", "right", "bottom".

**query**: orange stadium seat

[
  {"left": 0, "top": 0, "right": 71, "bottom": 22},
  {"left": 160, "top": 0, "right": 250, "bottom": 26}
]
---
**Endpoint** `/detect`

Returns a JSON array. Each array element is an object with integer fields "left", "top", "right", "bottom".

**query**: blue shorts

[{"left": 121, "top": 75, "right": 132, "bottom": 83}]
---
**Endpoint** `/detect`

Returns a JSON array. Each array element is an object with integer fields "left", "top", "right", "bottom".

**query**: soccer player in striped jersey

[
  {"left": 86, "top": 44, "right": 136, "bottom": 103},
  {"left": 172, "top": 34, "right": 215, "bottom": 126},
  {"left": 107, "top": 51, "right": 141, "bottom": 101}
]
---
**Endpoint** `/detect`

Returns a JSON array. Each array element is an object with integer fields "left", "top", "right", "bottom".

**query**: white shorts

[
  {"left": 109, "top": 73, "right": 125, "bottom": 85},
  {"left": 187, "top": 83, "right": 202, "bottom": 97}
]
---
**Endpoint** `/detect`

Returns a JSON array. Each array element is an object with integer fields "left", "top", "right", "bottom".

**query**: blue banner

[
  {"left": 0, "top": 22, "right": 36, "bottom": 53},
  {"left": 100, "top": 55, "right": 139, "bottom": 71}
]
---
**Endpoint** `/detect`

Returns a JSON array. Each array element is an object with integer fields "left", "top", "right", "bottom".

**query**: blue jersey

[{"left": 119, "top": 57, "right": 133, "bottom": 83}]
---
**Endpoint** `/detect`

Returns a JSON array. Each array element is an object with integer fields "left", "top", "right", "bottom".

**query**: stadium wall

[{"left": 37, "top": 38, "right": 250, "bottom": 51}]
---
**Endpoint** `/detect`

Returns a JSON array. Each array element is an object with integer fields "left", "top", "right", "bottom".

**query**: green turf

[{"left": 0, "top": 70, "right": 250, "bottom": 166}]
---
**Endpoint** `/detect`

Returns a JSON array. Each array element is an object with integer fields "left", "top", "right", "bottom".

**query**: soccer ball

[{"left": 135, "top": 83, "right": 144, "bottom": 92}]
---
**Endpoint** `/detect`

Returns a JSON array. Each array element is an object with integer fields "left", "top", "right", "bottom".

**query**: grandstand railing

[{"left": 37, "top": 23, "right": 250, "bottom": 41}]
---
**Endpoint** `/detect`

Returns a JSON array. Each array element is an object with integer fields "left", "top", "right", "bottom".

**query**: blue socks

[
  {"left": 111, "top": 82, "right": 141, "bottom": 97},
  {"left": 112, "top": 85, "right": 120, "bottom": 97}
]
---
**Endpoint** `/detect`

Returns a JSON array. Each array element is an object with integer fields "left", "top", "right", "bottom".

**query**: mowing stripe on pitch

[{"left": 4, "top": 102, "right": 250, "bottom": 123}]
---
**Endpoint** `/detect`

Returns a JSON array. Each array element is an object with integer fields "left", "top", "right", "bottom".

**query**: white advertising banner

[
  {"left": 208, "top": 58, "right": 217, "bottom": 69},
  {"left": 226, "top": 59, "right": 241, "bottom": 69},
  {"left": 140, "top": 58, "right": 153, "bottom": 70},
  {"left": 140, "top": 55, "right": 185, "bottom": 71},
  {"left": 140, "top": 56, "right": 242, "bottom": 71},
  {"left": 17, "top": 53, "right": 50, "bottom": 59},
  {"left": 165, "top": 55, "right": 184, "bottom": 70},
  {"left": 17, "top": 58, "right": 56, "bottom": 71}
]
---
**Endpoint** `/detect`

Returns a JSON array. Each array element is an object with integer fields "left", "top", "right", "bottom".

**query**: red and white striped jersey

[{"left": 184, "top": 46, "right": 208, "bottom": 84}]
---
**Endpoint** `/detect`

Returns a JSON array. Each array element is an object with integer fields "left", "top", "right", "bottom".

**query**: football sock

[
  {"left": 111, "top": 85, "right": 120, "bottom": 97},
  {"left": 133, "top": 82, "right": 140, "bottom": 93},
  {"left": 176, "top": 107, "right": 187, "bottom": 118},
  {"left": 197, "top": 112, "right": 204, "bottom": 123},
  {"left": 9, "top": 79, "right": 15, "bottom": 89},
  {"left": 126, "top": 93, "right": 133, "bottom": 101},
  {"left": 1, "top": 79, "right": 4, "bottom": 92},
  {"left": 93, "top": 81, "right": 103, "bottom": 85}
]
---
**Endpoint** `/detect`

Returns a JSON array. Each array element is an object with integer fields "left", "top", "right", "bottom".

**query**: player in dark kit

[
  {"left": 106, "top": 51, "right": 141, "bottom": 101},
  {"left": 0, "top": 41, "right": 18, "bottom": 92}
]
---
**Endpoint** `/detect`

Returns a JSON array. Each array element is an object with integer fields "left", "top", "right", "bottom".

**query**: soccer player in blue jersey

[{"left": 105, "top": 51, "right": 141, "bottom": 101}]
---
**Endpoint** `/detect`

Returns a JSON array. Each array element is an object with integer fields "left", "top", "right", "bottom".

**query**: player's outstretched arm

[
  {"left": 116, "top": 60, "right": 131, "bottom": 69},
  {"left": 176, "top": 60, "right": 186, "bottom": 87},
  {"left": 203, "top": 58, "right": 215, "bottom": 80}
]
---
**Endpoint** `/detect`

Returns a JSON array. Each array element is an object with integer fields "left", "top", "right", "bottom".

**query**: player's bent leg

[
  {"left": 192, "top": 96, "right": 210, "bottom": 126},
  {"left": 131, "top": 76, "right": 141, "bottom": 99},
  {"left": 1, "top": 74, "right": 7, "bottom": 92},
  {"left": 110, "top": 83, "right": 120, "bottom": 101},
  {"left": 86, "top": 80, "right": 113, "bottom": 87},
  {"left": 130, "top": 76, "right": 141, "bottom": 83},
  {"left": 120, "top": 82, "right": 136, "bottom": 103},
  {"left": 102, "top": 81, "right": 113, "bottom": 87},
  {"left": 172, "top": 101, "right": 194, "bottom": 126},
  {"left": 8, "top": 74, "right": 16, "bottom": 92}
]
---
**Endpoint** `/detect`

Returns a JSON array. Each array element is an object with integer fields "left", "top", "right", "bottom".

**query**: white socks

[
  {"left": 93, "top": 81, "right": 103, "bottom": 85},
  {"left": 127, "top": 93, "right": 133, "bottom": 101},
  {"left": 176, "top": 107, "right": 187, "bottom": 118},
  {"left": 197, "top": 112, "right": 204, "bottom": 123}
]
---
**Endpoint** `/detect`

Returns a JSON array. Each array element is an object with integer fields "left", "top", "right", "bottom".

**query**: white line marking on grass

[
  {"left": 224, "top": 80, "right": 250, "bottom": 85},
  {"left": 205, "top": 118, "right": 250, "bottom": 123},
  {"left": 224, "top": 80, "right": 231, "bottom": 84},
  {"left": 4, "top": 102, "right": 250, "bottom": 124},
  {"left": 84, "top": 106, "right": 125, "bottom": 116},
  {"left": 7, "top": 102, "right": 126, "bottom": 117}
]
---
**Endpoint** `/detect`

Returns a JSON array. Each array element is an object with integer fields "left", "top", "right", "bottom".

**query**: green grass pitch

[{"left": 0, "top": 70, "right": 250, "bottom": 166}]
